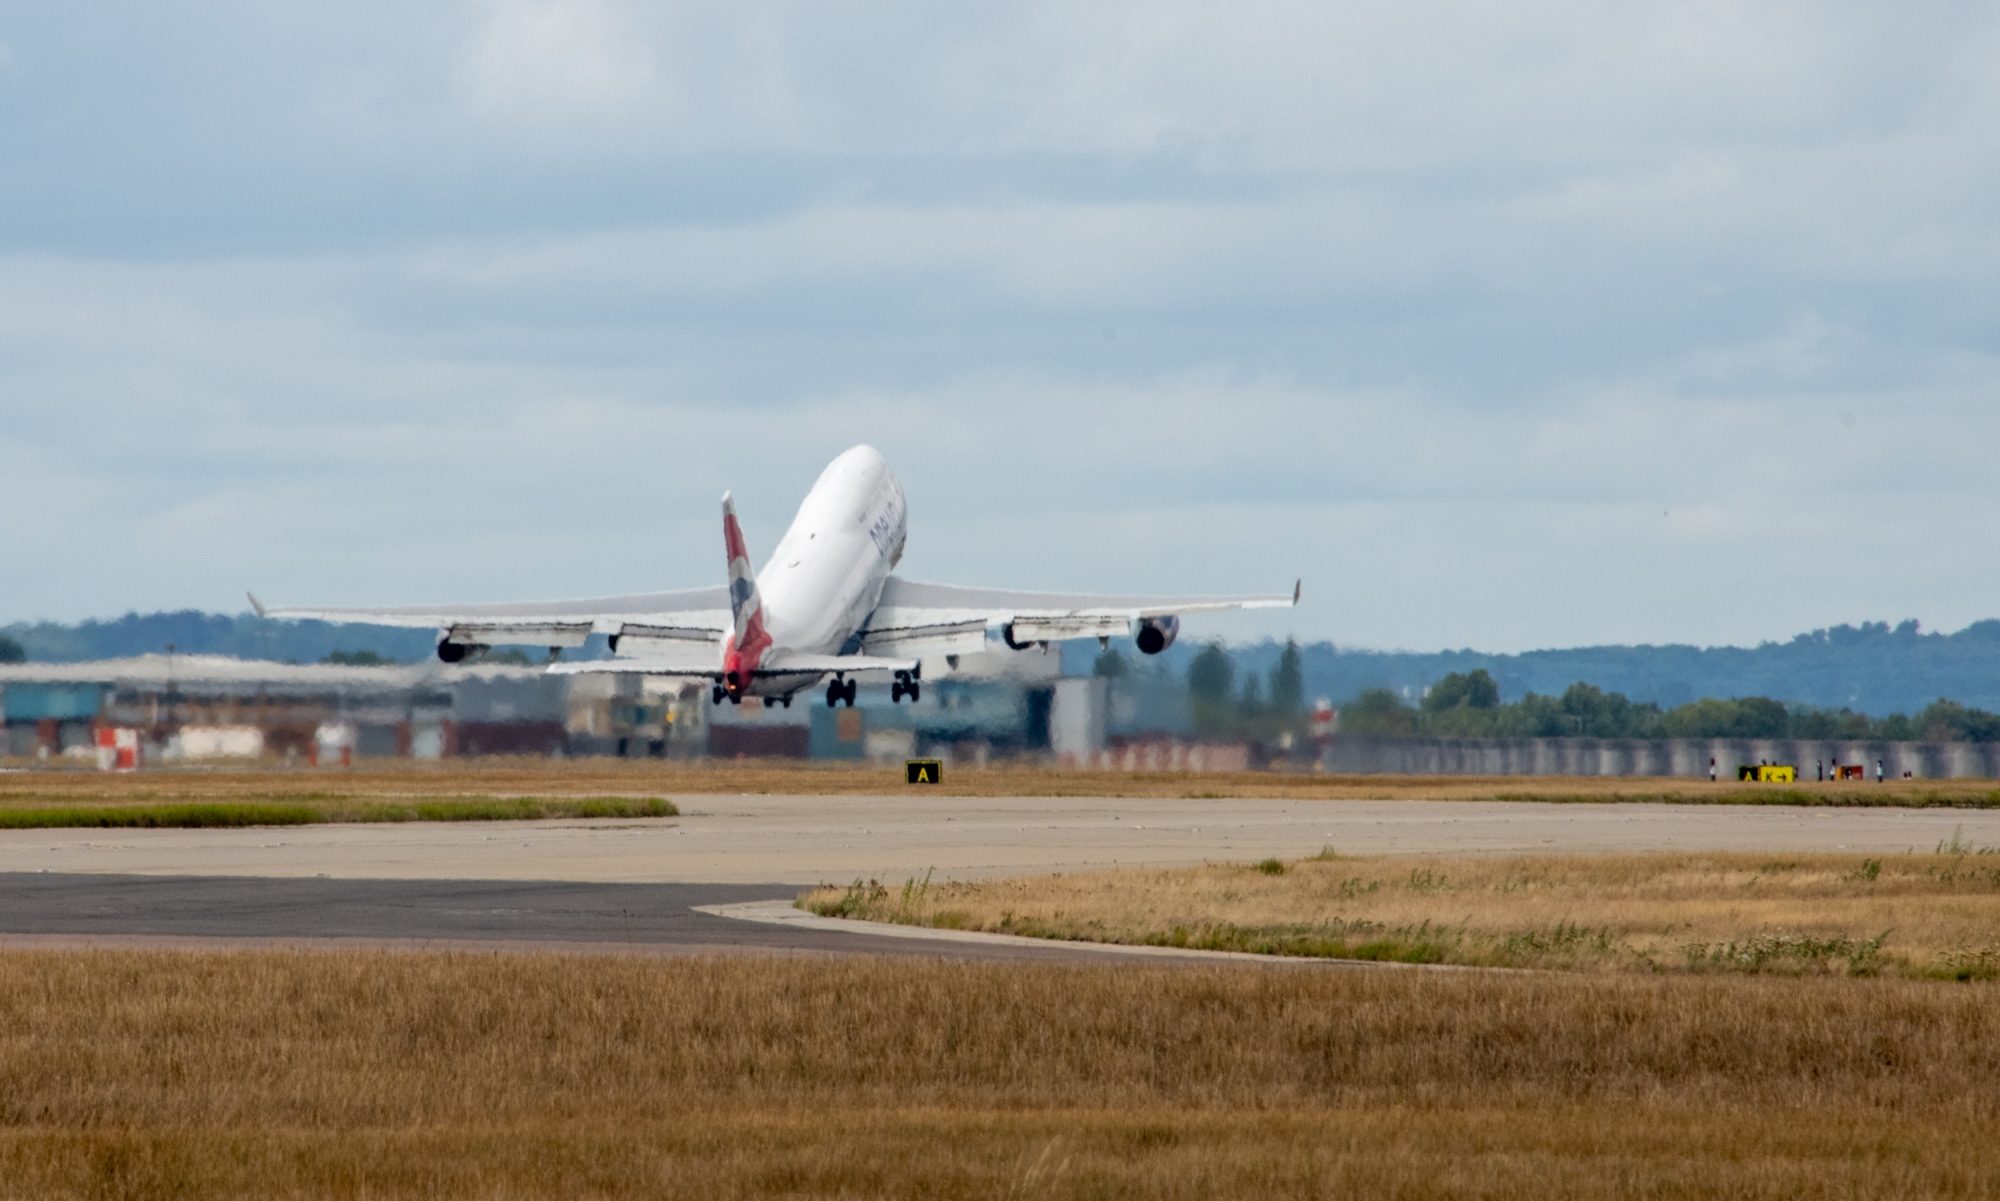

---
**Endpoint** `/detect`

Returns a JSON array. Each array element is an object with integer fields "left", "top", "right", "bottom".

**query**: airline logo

[
  {"left": 721, "top": 494, "right": 771, "bottom": 688},
  {"left": 722, "top": 495, "right": 758, "bottom": 623},
  {"left": 866, "top": 491, "right": 905, "bottom": 559}
]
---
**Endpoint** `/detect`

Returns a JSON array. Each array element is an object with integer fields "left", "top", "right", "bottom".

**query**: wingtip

[
  {"left": 1292, "top": 579, "right": 1302, "bottom": 605},
  {"left": 246, "top": 591, "right": 267, "bottom": 618}
]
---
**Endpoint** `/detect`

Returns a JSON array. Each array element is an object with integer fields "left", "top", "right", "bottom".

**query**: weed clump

[
  {"left": 1931, "top": 944, "right": 2000, "bottom": 982},
  {"left": 1683, "top": 933, "right": 1888, "bottom": 976}
]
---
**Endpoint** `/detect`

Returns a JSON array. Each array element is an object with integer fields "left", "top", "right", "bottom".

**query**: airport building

[
  {"left": 0, "top": 655, "right": 567, "bottom": 763},
  {"left": 0, "top": 646, "right": 1105, "bottom": 765}
]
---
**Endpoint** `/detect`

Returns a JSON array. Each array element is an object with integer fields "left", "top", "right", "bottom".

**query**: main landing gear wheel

[
  {"left": 712, "top": 684, "right": 726, "bottom": 705},
  {"left": 826, "top": 678, "right": 858, "bottom": 708},
  {"left": 891, "top": 670, "right": 921, "bottom": 704}
]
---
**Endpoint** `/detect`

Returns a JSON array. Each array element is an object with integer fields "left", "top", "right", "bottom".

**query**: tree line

[
  {"left": 1341, "top": 670, "right": 2000, "bottom": 743},
  {"left": 1098, "top": 643, "right": 2000, "bottom": 745},
  {"left": 1098, "top": 640, "right": 1310, "bottom": 742},
  {"left": 1213, "top": 618, "right": 2000, "bottom": 721}
]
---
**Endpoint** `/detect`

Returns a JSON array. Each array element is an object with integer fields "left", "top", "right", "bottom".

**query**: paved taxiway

[
  {"left": 4, "top": 796, "right": 1990, "bottom": 959},
  {"left": 0, "top": 795, "right": 1992, "bottom": 885},
  {"left": 0, "top": 874, "right": 1172, "bottom": 963}
]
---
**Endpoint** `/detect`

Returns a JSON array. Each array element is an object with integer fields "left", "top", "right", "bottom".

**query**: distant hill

[
  {"left": 1213, "top": 620, "right": 2000, "bottom": 719},
  {"left": 2, "top": 610, "right": 441, "bottom": 666}
]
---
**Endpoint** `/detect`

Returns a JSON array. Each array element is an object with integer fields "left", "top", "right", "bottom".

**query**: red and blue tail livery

[{"left": 720, "top": 492, "right": 772, "bottom": 700}]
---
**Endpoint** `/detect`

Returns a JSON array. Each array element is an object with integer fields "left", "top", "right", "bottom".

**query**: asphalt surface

[
  {"left": 4, "top": 796, "right": 1991, "bottom": 884},
  {"left": 5, "top": 796, "right": 1993, "bottom": 962},
  {"left": 0, "top": 873, "right": 1185, "bottom": 962}
]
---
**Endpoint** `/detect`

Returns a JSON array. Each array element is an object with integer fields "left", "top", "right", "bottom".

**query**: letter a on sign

[{"left": 905, "top": 759, "right": 943, "bottom": 785}]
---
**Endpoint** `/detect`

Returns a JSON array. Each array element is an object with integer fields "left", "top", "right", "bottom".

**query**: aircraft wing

[
  {"left": 249, "top": 588, "right": 730, "bottom": 650},
  {"left": 860, "top": 576, "right": 1299, "bottom": 651}
]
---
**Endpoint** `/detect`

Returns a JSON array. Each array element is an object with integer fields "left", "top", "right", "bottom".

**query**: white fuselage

[{"left": 748, "top": 445, "right": 906, "bottom": 686}]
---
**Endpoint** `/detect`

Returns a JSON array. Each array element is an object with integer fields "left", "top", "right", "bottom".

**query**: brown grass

[
  {"left": 804, "top": 848, "right": 2000, "bottom": 978},
  {"left": 0, "top": 759, "right": 1994, "bottom": 806},
  {"left": 1, "top": 949, "right": 1997, "bottom": 1198}
]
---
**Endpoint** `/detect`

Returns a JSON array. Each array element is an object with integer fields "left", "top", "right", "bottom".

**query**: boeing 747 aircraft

[{"left": 253, "top": 445, "right": 1297, "bottom": 708}]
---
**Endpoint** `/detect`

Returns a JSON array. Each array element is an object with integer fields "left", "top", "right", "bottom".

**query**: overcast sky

[{"left": 3, "top": 2, "right": 1998, "bottom": 652}]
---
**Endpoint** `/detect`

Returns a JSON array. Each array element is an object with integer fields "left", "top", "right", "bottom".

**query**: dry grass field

[
  {"left": 0, "top": 948, "right": 1996, "bottom": 1198},
  {"left": 805, "top": 846, "right": 2000, "bottom": 979},
  {"left": 0, "top": 758, "right": 1994, "bottom": 808}
]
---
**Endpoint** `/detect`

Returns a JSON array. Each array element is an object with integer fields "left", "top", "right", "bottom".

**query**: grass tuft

[{"left": 802, "top": 850, "right": 2000, "bottom": 977}]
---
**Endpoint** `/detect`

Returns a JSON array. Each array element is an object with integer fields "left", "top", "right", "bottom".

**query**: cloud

[
  {"left": 455, "top": 0, "right": 667, "bottom": 130},
  {"left": 4, "top": 3, "right": 2000, "bottom": 653}
]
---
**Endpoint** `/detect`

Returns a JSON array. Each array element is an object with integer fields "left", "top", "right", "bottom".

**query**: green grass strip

[
  {"left": 0, "top": 796, "right": 677, "bottom": 829},
  {"left": 348, "top": 797, "right": 679, "bottom": 823},
  {"left": 0, "top": 803, "right": 325, "bottom": 829}
]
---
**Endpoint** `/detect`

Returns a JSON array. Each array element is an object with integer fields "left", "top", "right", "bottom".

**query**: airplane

[{"left": 251, "top": 445, "right": 1298, "bottom": 708}]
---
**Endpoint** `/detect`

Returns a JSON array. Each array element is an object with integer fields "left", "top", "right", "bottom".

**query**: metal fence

[{"left": 1316, "top": 737, "right": 2000, "bottom": 780}]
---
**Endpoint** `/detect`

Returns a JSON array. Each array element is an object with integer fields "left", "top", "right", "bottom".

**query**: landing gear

[
  {"left": 890, "top": 665, "right": 922, "bottom": 704},
  {"left": 825, "top": 677, "right": 857, "bottom": 708},
  {"left": 712, "top": 683, "right": 726, "bottom": 705}
]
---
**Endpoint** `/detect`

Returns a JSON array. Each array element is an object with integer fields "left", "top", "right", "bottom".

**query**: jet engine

[
  {"left": 436, "top": 640, "right": 487, "bottom": 663},
  {"left": 1134, "top": 616, "right": 1180, "bottom": 655}
]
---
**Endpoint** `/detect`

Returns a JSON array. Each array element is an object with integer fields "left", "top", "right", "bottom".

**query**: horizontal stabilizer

[
  {"left": 545, "top": 660, "right": 719, "bottom": 678},
  {"left": 761, "top": 652, "right": 918, "bottom": 675},
  {"left": 547, "top": 651, "right": 915, "bottom": 678}
]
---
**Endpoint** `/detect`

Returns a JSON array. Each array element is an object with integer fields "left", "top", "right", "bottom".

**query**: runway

[
  {"left": 0, "top": 873, "right": 1214, "bottom": 963},
  {"left": 0, "top": 794, "right": 1989, "bottom": 885},
  {"left": 3, "top": 795, "right": 1989, "bottom": 959}
]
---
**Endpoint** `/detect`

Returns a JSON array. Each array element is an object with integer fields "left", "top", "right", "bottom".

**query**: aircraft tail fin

[{"left": 721, "top": 492, "right": 767, "bottom": 650}]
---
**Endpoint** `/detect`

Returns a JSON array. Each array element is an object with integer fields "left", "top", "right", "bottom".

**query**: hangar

[{"left": 0, "top": 654, "right": 567, "bottom": 763}]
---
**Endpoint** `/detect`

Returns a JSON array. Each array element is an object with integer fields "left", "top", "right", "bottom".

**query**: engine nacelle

[
  {"left": 1135, "top": 616, "right": 1180, "bottom": 655},
  {"left": 436, "top": 640, "right": 487, "bottom": 664}
]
